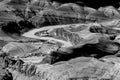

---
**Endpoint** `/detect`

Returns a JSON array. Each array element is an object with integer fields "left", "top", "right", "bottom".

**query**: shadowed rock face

[
  {"left": 1, "top": 20, "right": 36, "bottom": 35},
  {"left": 1, "top": 0, "right": 120, "bottom": 80}
]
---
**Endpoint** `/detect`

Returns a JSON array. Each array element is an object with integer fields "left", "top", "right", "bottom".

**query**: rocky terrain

[{"left": 1, "top": 0, "right": 120, "bottom": 80}]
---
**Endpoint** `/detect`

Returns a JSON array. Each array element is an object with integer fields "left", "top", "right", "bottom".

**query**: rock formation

[{"left": 1, "top": 0, "right": 120, "bottom": 80}]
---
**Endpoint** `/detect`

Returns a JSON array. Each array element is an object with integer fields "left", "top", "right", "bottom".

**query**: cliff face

[{"left": 1, "top": 0, "right": 120, "bottom": 80}]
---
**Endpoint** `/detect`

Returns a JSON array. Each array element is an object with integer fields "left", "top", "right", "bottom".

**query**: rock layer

[{"left": 1, "top": 0, "right": 120, "bottom": 80}]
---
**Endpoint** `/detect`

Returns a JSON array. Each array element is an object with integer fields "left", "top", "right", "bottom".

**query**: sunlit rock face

[{"left": 1, "top": 0, "right": 120, "bottom": 80}]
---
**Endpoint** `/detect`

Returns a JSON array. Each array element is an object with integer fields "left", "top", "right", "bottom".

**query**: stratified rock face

[{"left": 1, "top": 0, "right": 120, "bottom": 80}]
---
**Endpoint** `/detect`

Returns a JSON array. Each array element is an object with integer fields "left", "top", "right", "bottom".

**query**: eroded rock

[{"left": 1, "top": 0, "right": 120, "bottom": 80}]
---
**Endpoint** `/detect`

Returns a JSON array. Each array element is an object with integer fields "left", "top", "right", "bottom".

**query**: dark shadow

[
  {"left": 1, "top": 20, "right": 36, "bottom": 35},
  {"left": 51, "top": 0, "right": 119, "bottom": 8},
  {"left": 49, "top": 44, "right": 114, "bottom": 64},
  {"left": 1, "top": 70, "right": 13, "bottom": 80}
]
